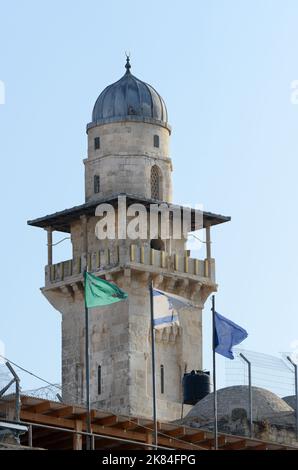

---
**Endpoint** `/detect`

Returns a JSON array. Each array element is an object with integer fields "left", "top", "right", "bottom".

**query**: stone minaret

[{"left": 28, "top": 58, "right": 229, "bottom": 421}]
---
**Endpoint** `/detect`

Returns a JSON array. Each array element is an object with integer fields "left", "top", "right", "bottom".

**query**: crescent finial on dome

[{"left": 125, "top": 53, "right": 131, "bottom": 74}]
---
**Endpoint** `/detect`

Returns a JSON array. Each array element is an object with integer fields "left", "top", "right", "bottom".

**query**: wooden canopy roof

[
  {"left": 1, "top": 396, "right": 295, "bottom": 451},
  {"left": 27, "top": 193, "right": 231, "bottom": 234}
]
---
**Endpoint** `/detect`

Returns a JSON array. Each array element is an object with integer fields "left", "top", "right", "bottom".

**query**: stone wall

[
  {"left": 85, "top": 121, "right": 172, "bottom": 202},
  {"left": 201, "top": 410, "right": 298, "bottom": 448},
  {"left": 43, "top": 268, "right": 205, "bottom": 421}
]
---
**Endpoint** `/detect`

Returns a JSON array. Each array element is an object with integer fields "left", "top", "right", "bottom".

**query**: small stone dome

[
  {"left": 184, "top": 386, "right": 293, "bottom": 422},
  {"left": 90, "top": 57, "right": 168, "bottom": 127}
]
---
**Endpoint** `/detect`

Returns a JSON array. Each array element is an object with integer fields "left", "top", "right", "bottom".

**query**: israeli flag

[{"left": 153, "top": 289, "right": 192, "bottom": 329}]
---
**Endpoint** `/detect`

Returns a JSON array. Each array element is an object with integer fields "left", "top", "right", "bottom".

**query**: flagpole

[
  {"left": 149, "top": 280, "right": 158, "bottom": 449},
  {"left": 84, "top": 269, "right": 92, "bottom": 450},
  {"left": 212, "top": 295, "right": 218, "bottom": 450}
]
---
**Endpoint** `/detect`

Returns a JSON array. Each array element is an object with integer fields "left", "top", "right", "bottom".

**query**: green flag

[{"left": 84, "top": 271, "right": 128, "bottom": 308}]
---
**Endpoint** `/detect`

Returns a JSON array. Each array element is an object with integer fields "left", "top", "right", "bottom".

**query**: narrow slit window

[
  {"left": 154, "top": 135, "right": 159, "bottom": 148},
  {"left": 98, "top": 365, "right": 101, "bottom": 395},
  {"left": 94, "top": 137, "right": 100, "bottom": 150},
  {"left": 94, "top": 175, "right": 100, "bottom": 194},
  {"left": 160, "top": 364, "right": 164, "bottom": 394}
]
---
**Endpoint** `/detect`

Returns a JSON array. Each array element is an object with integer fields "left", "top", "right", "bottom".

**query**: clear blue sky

[{"left": 1, "top": 0, "right": 298, "bottom": 391}]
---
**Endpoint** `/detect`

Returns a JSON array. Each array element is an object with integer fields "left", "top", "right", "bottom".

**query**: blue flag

[{"left": 214, "top": 311, "right": 248, "bottom": 359}]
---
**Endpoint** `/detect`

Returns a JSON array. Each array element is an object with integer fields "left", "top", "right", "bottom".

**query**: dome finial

[{"left": 125, "top": 52, "right": 131, "bottom": 74}]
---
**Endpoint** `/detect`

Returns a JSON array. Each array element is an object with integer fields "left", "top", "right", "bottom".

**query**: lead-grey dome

[{"left": 90, "top": 57, "right": 168, "bottom": 126}]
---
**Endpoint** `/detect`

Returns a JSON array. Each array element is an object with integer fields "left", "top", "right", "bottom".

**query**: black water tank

[{"left": 183, "top": 370, "right": 211, "bottom": 405}]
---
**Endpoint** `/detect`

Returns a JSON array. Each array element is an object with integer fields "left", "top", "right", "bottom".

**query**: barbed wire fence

[
  {"left": 1, "top": 349, "right": 296, "bottom": 403},
  {"left": 225, "top": 348, "right": 296, "bottom": 398},
  {"left": 0, "top": 358, "right": 62, "bottom": 421},
  {"left": 0, "top": 357, "right": 209, "bottom": 450}
]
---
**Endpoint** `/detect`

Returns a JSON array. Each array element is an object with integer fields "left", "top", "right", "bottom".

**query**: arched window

[
  {"left": 151, "top": 165, "right": 162, "bottom": 200},
  {"left": 150, "top": 238, "right": 165, "bottom": 251}
]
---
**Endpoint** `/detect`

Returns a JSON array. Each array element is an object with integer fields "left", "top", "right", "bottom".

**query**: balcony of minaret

[
  {"left": 28, "top": 198, "right": 230, "bottom": 303},
  {"left": 43, "top": 241, "right": 216, "bottom": 303}
]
